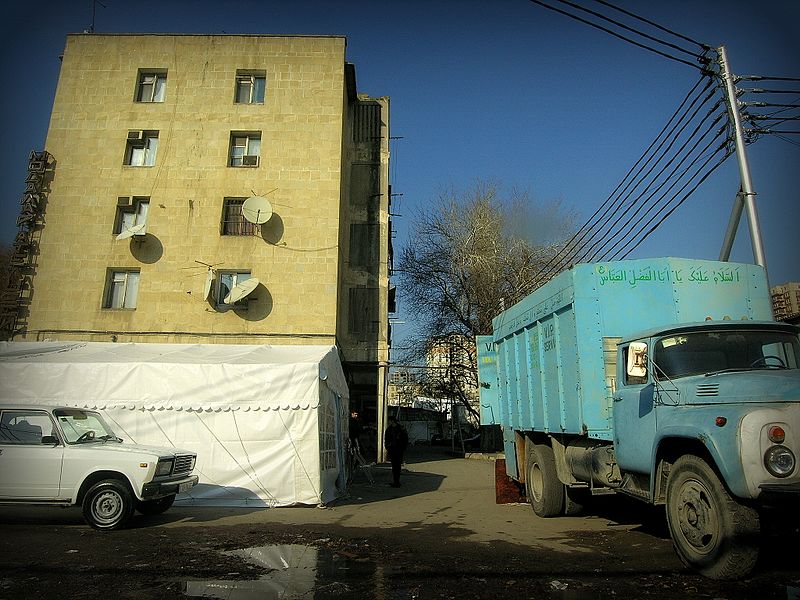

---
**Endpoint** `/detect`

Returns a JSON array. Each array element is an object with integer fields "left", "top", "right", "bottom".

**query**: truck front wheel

[
  {"left": 665, "top": 455, "right": 759, "bottom": 580},
  {"left": 82, "top": 479, "right": 134, "bottom": 531},
  {"left": 525, "top": 443, "right": 563, "bottom": 517}
]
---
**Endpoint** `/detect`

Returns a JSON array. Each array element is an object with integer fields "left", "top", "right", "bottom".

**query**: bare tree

[{"left": 395, "top": 181, "right": 575, "bottom": 420}]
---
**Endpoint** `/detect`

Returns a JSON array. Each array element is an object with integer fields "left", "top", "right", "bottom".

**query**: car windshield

[
  {"left": 54, "top": 409, "right": 118, "bottom": 444},
  {"left": 654, "top": 329, "right": 800, "bottom": 380}
]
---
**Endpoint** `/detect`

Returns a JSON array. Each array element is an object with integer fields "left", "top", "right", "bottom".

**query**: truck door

[
  {"left": 0, "top": 409, "right": 64, "bottom": 499},
  {"left": 612, "top": 342, "right": 657, "bottom": 474}
]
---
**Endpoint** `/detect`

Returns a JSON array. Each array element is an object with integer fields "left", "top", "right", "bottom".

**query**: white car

[{"left": 0, "top": 405, "right": 198, "bottom": 530}]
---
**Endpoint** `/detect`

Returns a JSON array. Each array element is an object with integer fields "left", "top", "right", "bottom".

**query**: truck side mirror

[{"left": 627, "top": 342, "right": 648, "bottom": 379}]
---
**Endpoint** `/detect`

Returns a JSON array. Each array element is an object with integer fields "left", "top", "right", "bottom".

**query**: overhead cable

[
  {"left": 528, "top": 0, "right": 706, "bottom": 70},
  {"left": 552, "top": 0, "right": 705, "bottom": 60},
  {"left": 738, "top": 75, "right": 800, "bottom": 83},
  {"left": 580, "top": 115, "right": 727, "bottom": 263},
  {"left": 617, "top": 146, "right": 734, "bottom": 258},
  {"left": 601, "top": 130, "right": 730, "bottom": 261},
  {"left": 773, "top": 134, "right": 800, "bottom": 148},
  {"left": 567, "top": 100, "right": 724, "bottom": 267},
  {"left": 590, "top": 0, "right": 710, "bottom": 52},
  {"left": 529, "top": 74, "right": 715, "bottom": 287}
]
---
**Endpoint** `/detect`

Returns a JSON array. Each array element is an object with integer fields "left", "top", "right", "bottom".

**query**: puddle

[{"left": 182, "top": 544, "right": 382, "bottom": 599}]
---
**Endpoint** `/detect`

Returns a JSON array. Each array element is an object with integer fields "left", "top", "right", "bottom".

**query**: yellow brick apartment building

[{"left": 3, "top": 34, "right": 391, "bottom": 452}]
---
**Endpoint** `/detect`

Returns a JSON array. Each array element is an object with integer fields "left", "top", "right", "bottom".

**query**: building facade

[
  {"left": 3, "top": 34, "right": 391, "bottom": 454},
  {"left": 771, "top": 282, "right": 800, "bottom": 324}
]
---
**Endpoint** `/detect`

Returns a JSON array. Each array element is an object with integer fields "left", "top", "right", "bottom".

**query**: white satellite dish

[
  {"left": 202, "top": 268, "right": 214, "bottom": 300},
  {"left": 242, "top": 196, "right": 273, "bottom": 225},
  {"left": 116, "top": 222, "right": 147, "bottom": 241},
  {"left": 224, "top": 277, "right": 259, "bottom": 304}
]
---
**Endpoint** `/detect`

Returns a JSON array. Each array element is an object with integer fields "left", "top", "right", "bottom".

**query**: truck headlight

[
  {"left": 155, "top": 458, "right": 174, "bottom": 477},
  {"left": 764, "top": 445, "right": 795, "bottom": 478}
]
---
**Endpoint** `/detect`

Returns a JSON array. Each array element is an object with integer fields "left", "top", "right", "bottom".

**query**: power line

[
  {"left": 738, "top": 75, "right": 800, "bottom": 83},
  {"left": 534, "top": 76, "right": 711, "bottom": 273},
  {"left": 527, "top": 74, "right": 717, "bottom": 289},
  {"left": 578, "top": 106, "right": 726, "bottom": 263},
  {"left": 591, "top": 0, "right": 710, "bottom": 52},
  {"left": 580, "top": 117, "right": 728, "bottom": 263},
  {"left": 553, "top": 0, "right": 705, "bottom": 60},
  {"left": 528, "top": 0, "right": 707, "bottom": 70},
  {"left": 774, "top": 134, "right": 800, "bottom": 148},
  {"left": 603, "top": 133, "right": 730, "bottom": 261},
  {"left": 617, "top": 147, "right": 734, "bottom": 258}
]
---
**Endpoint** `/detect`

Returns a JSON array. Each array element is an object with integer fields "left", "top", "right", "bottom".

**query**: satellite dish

[
  {"left": 242, "top": 196, "right": 273, "bottom": 225},
  {"left": 224, "top": 277, "right": 259, "bottom": 304},
  {"left": 116, "top": 222, "right": 147, "bottom": 241},
  {"left": 202, "top": 268, "right": 213, "bottom": 300}
]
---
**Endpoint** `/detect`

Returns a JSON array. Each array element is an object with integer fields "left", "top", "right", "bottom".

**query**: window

[
  {"left": 349, "top": 223, "right": 378, "bottom": 269},
  {"left": 115, "top": 197, "right": 149, "bottom": 235},
  {"left": 653, "top": 329, "right": 800, "bottom": 380},
  {"left": 229, "top": 133, "right": 261, "bottom": 167},
  {"left": 215, "top": 270, "right": 251, "bottom": 308},
  {"left": 220, "top": 198, "right": 257, "bottom": 236},
  {"left": 104, "top": 269, "right": 140, "bottom": 309},
  {"left": 348, "top": 286, "right": 378, "bottom": 337},
  {"left": 235, "top": 71, "right": 266, "bottom": 104},
  {"left": 0, "top": 410, "right": 53, "bottom": 445},
  {"left": 622, "top": 346, "right": 647, "bottom": 385},
  {"left": 124, "top": 131, "right": 159, "bottom": 166},
  {"left": 136, "top": 71, "right": 167, "bottom": 102}
]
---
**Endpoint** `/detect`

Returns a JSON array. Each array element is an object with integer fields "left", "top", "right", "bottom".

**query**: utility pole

[{"left": 717, "top": 46, "right": 768, "bottom": 274}]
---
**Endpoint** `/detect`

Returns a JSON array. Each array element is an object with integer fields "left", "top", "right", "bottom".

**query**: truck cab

[{"left": 614, "top": 320, "right": 799, "bottom": 578}]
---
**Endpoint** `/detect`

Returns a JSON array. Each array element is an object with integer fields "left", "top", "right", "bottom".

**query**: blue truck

[{"left": 477, "top": 257, "right": 799, "bottom": 579}]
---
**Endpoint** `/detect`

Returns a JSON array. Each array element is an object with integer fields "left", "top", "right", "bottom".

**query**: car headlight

[
  {"left": 764, "top": 445, "right": 795, "bottom": 478},
  {"left": 155, "top": 458, "right": 174, "bottom": 477}
]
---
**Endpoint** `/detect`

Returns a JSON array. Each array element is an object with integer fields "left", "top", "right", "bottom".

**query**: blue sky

[{"left": 1, "top": 1, "right": 798, "bottom": 317}]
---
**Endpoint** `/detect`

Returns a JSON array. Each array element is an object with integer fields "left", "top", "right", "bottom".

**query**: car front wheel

[{"left": 82, "top": 479, "right": 134, "bottom": 531}]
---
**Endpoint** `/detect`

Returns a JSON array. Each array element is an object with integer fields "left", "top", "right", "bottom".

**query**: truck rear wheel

[
  {"left": 82, "top": 479, "right": 134, "bottom": 531},
  {"left": 665, "top": 455, "right": 759, "bottom": 580},
  {"left": 525, "top": 443, "right": 563, "bottom": 517}
]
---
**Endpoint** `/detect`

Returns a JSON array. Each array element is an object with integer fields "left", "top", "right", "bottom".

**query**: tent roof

[
  {"left": 0, "top": 342, "right": 336, "bottom": 365},
  {"left": 0, "top": 342, "right": 348, "bottom": 411}
]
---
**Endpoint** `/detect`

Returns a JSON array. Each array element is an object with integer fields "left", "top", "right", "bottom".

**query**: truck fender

[{"left": 652, "top": 425, "right": 748, "bottom": 502}]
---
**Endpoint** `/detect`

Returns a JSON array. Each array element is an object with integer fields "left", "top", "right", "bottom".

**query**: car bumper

[{"left": 141, "top": 474, "right": 199, "bottom": 499}]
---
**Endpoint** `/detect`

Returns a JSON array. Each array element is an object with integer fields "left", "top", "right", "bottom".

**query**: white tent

[{"left": 0, "top": 342, "right": 350, "bottom": 507}]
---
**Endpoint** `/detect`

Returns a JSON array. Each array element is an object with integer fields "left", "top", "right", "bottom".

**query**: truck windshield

[
  {"left": 653, "top": 329, "right": 799, "bottom": 380},
  {"left": 54, "top": 409, "right": 119, "bottom": 444}
]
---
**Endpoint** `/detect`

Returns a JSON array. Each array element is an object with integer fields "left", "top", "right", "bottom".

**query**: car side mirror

[
  {"left": 41, "top": 435, "right": 59, "bottom": 446},
  {"left": 627, "top": 342, "right": 648, "bottom": 379}
]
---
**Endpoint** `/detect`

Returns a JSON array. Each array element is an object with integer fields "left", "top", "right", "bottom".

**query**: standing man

[{"left": 384, "top": 415, "right": 408, "bottom": 488}]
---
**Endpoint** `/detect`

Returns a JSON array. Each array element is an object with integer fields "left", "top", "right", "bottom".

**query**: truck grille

[
  {"left": 696, "top": 383, "right": 720, "bottom": 397},
  {"left": 174, "top": 454, "right": 196, "bottom": 475}
]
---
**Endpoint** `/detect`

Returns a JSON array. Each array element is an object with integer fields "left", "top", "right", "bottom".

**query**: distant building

[
  {"left": 387, "top": 369, "right": 419, "bottom": 406},
  {"left": 2, "top": 34, "right": 392, "bottom": 455},
  {"left": 425, "top": 333, "right": 479, "bottom": 418},
  {"left": 771, "top": 282, "right": 800, "bottom": 324}
]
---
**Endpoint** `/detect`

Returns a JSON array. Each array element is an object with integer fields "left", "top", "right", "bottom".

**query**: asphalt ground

[{"left": 1, "top": 444, "right": 798, "bottom": 599}]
